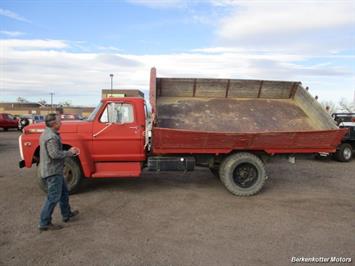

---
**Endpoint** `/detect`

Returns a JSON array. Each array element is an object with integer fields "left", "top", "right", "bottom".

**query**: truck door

[{"left": 92, "top": 101, "right": 145, "bottom": 162}]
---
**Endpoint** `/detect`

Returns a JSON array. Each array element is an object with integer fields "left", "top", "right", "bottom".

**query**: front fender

[
  {"left": 61, "top": 133, "right": 94, "bottom": 178},
  {"left": 21, "top": 133, "right": 40, "bottom": 168},
  {"left": 21, "top": 132, "right": 94, "bottom": 178}
]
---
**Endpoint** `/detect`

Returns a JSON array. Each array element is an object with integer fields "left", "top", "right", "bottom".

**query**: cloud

[
  {"left": 0, "top": 31, "right": 25, "bottom": 37},
  {"left": 0, "top": 39, "right": 147, "bottom": 105},
  {"left": 2, "top": 1, "right": 353, "bottom": 105},
  {"left": 0, "top": 8, "right": 31, "bottom": 23},
  {"left": 0, "top": 38, "right": 353, "bottom": 106},
  {"left": 96, "top": 54, "right": 142, "bottom": 67},
  {"left": 97, "top": 46, "right": 122, "bottom": 52},
  {"left": 216, "top": 1, "right": 355, "bottom": 51},
  {"left": 0, "top": 39, "right": 68, "bottom": 50},
  {"left": 126, "top": 0, "right": 355, "bottom": 54}
]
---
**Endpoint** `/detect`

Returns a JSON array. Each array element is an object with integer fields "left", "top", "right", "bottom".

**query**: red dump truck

[{"left": 19, "top": 68, "right": 347, "bottom": 196}]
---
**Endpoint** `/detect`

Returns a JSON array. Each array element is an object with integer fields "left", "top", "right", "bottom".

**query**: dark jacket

[{"left": 39, "top": 127, "right": 73, "bottom": 178}]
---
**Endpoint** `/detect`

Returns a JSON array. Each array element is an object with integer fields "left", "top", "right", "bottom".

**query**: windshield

[{"left": 87, "top": 103, "right": 103, "bottom": 121}]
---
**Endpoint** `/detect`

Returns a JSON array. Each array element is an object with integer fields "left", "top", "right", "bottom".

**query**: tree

[
  {"left": 320, "top": 100, "right": 337, "bottom": 114},
  {"left": 38, "top": 99, "right": 47, "bottom": 106},
  {"left": 338, "top": 98, "right": 355, "bottom": 112},
  {"left": 16, "top": 97, "right": 29, "bottom": 103},
  {"left": 59, "top": 101, "right": 72, "bottom": 107}
]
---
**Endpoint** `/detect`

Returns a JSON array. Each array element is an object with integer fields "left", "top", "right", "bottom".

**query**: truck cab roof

[{"left": 101, "top": 97, "right": 145, "bottom": 103}]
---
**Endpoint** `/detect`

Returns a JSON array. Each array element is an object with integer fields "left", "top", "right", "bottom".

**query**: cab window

[
  {"left": 100, "top": 102, "right": 134, "bottom": 124},
  {"left": 6, "top": 114, "right": 15, "bottom": 120}
]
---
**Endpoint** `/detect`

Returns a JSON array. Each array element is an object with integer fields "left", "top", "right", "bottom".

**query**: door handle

[{"left": 129, "top": 126, "right": 139, "bottom": 129}]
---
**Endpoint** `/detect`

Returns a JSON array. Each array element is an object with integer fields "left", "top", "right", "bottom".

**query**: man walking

[{"left": 38, "top": 113, "right": 79, "bottom": 231}]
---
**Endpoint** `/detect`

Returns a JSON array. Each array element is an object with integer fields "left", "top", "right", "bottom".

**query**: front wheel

[
  {"left": 335, "top": 143, "right": 353, "bottom": 162},
  {"left": 37, "top": 157, "right": 83, "bottom": 194},
  {"left": 219, "top": 153, "right": 267, "bottom": 196}
]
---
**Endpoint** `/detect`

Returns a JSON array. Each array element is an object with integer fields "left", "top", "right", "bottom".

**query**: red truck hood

[{"left": 25, "top": 120, "right": 85, "bottom": 133}]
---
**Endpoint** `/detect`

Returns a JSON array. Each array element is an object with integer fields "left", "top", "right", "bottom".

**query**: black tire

[
  {"left": 335, "top": 143, "right": 353, "bottom": 162},
  {"left": 37, "top": 157, "right": 83, "bottom": 194},
  {"left": 4, "top": 128, "right": 8, "bottom": 131},
  {"left": 219, "top": 153, "right": 266, "bottom": 196}
]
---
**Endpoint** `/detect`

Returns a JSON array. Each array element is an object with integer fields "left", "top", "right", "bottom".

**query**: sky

[{"left": 0, "top": 0, "right": 354, "bottom": 107}]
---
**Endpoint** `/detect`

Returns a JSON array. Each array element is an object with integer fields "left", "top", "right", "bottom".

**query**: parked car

[
  {"left": 0, "top": 113, "right": 19, "bottom": 131},
  {"left": 18, "top": 115, "right": 44, "bottom": 130},
  {"left": 19, "top": 68, "right": 347, "bottom": 196},
  {"left": 60, "top": 114, "right": 81, "bottom": 120},
  {"left": 331, "top": 113, "right": 355, "bottom": 162}
]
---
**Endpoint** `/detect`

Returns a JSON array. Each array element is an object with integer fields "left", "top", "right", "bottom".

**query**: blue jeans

[{"left": 39, "top": 175, "right": 71, "bottom": 227}]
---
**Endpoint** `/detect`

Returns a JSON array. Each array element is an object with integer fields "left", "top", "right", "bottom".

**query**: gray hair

[{"left": 45, "top": 113, "right": 58, "bottom": 127}]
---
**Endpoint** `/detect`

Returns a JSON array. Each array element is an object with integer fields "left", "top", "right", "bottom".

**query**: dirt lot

[{"left": 0, "top": 130, "right": 354, "bottom": 266}]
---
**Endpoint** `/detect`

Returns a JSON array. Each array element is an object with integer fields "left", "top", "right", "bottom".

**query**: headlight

[{"left": 18, "top": 135, "right": 24, "bottom": 160}]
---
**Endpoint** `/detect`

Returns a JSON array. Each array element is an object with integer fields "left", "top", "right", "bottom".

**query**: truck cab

[
  {"left": 19, "top": 97, "right": 148, "bottom": 192},
  {"left": 331, "top": 113, "right": 355, "bottom": 162}
]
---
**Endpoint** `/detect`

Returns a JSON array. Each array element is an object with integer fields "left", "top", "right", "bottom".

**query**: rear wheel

[
  {"left": 335, "top": 143, "right": 353, "bottom": 162},
  {"left": 219, "top": 153, "right": 266, "bottom": 196},
  {"left": 37, "top": 157, "right": 83, "bottom": 194},
  {"left": 4, "top": 128, "right": 8, "bottom": 131}
]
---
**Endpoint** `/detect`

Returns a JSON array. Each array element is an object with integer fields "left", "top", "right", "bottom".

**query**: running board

[{"left": 92, "top": 162, "right": 141, "bottom": 178}]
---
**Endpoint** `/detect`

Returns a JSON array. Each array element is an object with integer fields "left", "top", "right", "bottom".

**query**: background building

[
  {"left": 101, "top": 89, "right": 144, "bottom": 99},
  {"left": 1, "top": 89, "right": 144, "bottom": 117},
  {"left": 0, "top": 102, "right": 94, "bottom": 117}
]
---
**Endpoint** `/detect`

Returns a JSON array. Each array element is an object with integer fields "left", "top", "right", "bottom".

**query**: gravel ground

[{"left": 0, "top": 130, "right": 354, "bottom": 266}]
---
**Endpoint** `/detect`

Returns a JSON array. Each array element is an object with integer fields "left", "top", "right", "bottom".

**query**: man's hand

[{"left": 69, "top": 147, "right": 80, "bottom": 156}]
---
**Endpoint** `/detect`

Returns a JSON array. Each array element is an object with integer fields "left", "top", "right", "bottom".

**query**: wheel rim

[
  {"left": 233, "top": 163, "right": 258, "bottom": 188},
  {"left": 343, "top": 147, "right": 352, "bottom": 160},
  {"left": 64, "top": 165, "right": 74, "bottom": 188}
]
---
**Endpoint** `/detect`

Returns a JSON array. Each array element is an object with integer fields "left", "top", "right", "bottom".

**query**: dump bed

[{"left": 149, "top": 68, "right": 347, "bottom": 154}]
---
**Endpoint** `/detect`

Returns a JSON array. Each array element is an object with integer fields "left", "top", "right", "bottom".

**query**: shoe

[
  {"left": 39, "top": 223, "right": 63, "bottom": 232},
  {"left": 63, "top": 210, "right": 79, "bottom": 223}
]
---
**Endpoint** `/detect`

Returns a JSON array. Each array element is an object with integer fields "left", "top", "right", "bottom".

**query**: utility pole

[
  {"left": 110, "top": 74, "right": 114, "bottom": 96},
  {"left": 50, "top": 92, "right": 54, "bottom": 112}
]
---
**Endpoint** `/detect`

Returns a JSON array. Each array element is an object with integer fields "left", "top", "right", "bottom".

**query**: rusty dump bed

[{"left": 149, "top": 68, "right": 347, "bottom": 154}]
